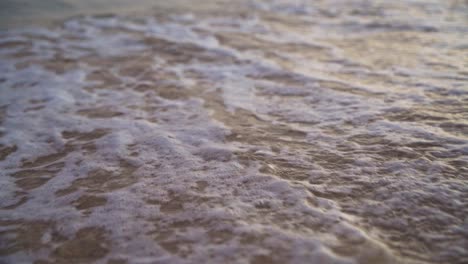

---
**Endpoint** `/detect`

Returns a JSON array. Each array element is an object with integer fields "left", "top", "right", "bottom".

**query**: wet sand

[
  {"left": 0, "top": 0, "right": 244, "bottom": 29},
  {"left": 0, "top": 0, "right": 467, "bottom": 263}
]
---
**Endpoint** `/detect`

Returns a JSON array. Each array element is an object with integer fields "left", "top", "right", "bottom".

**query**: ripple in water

[{"left": 0, "top": 0, "right": 467, "bottom": 263}]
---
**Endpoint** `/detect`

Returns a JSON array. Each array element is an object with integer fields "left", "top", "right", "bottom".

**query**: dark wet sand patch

[
  {"left": 52, "top": 227, "right": 110, "bottom": 262},
  {"left": 0, "top": 144, "right": 17, "bottom": 161},
  {"left": 73, "top": 195, "right": 108, "bottom": 210},
  {"left": 56, "top": 160, "right": 138, "bottom": 196}
]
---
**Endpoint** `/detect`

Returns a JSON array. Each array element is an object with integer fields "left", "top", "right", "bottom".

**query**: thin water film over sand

[{"left": 0, "top": 0, "right": 467, "bottom": 263}]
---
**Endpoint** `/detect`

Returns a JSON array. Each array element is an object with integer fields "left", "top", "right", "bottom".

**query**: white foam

[{"left": 1, "top": 1, "right": 467, "bottom": 263}]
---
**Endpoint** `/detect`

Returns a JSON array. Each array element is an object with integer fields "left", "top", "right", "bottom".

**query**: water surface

[{"left": 0, "top": 0, "right": 467, "bottom": 263}]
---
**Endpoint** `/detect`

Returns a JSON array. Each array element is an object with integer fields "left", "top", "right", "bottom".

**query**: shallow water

[{"left": 0, "top": 0, "right": 467, "bottom": 263}]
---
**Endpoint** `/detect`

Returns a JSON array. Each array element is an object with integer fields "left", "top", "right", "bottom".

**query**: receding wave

[{"left": 0, "top": 1, "right": 467, "bottom": 263}]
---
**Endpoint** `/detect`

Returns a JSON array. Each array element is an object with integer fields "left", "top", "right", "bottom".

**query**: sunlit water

[{"left": 0, "top": 0, "right": 467, "bottom": 263}]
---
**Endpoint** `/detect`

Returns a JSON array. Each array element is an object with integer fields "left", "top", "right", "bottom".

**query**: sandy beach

[{"left": 0, "top": 0, "right": 467, "bottom": 263}]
